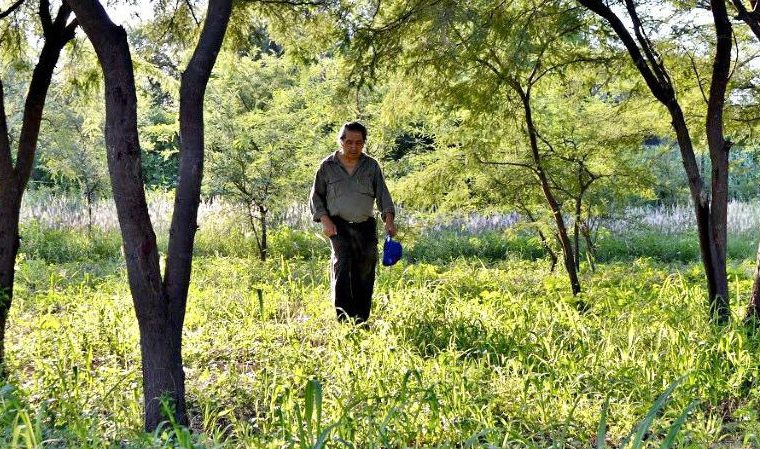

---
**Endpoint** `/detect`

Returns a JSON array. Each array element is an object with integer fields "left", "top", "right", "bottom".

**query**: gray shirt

[{"left": 309, "top": 152, "right": 395, "bottom": 223}]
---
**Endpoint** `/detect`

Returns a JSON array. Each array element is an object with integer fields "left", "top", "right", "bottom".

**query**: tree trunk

[
  {"left": 517, "top": 86, "right": 580, "bottom": 295},
  {"left": 670, "top": 105, "right": 728, "bottom": 320},
  {"left": 67, "top": 0, "right": 232, "bottom": 430},
  {"left": 705, "top": 0, "right": 732, "bottom": 322},
  {"left": 259, "top": 206, "right": 267, "bottom": 261},
  {"left": 0, "top": 188, "right": 21, "bottom": 375},
  {"left": 162, "top": 0, "right": 232, "bottom": 426},
  {"left": 66, "top": 0, "right": 175, "bottom": 429},
  {"left": 573, "top": 196, "right": 581, "bottom": 270},
  {"left": 749, "top": 242, "right": 760, "bottom": 319},
  {"left": 86, "top": 187, "right": 93, "bottom": 236},
  {"left": 581, "top": 220, "right": 596, "bottom": 273},
  {"left": 139, "top": 321, "right": 186, "bottom": 430}
]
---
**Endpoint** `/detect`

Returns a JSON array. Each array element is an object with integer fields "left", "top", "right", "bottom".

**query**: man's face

[{"left": 340, "top": 130, "right": 365, "bottom": 161}]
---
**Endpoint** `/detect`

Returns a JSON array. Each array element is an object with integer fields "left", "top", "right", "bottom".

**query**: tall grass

[
  {"left": 9, "top": 193, "right": 760, "bottom": 446},
  {"left": 4, "top": 250, "right": 760, "bottom": 447}
]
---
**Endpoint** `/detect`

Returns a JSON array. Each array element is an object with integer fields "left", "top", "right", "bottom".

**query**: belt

[{"left": 332, "top": 216, "right": 375, "bottom": 225}]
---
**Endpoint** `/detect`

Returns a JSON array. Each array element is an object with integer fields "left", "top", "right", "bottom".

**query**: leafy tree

[
  {"left": 0, "top": 0, "right": 76, "bottom": 372},
  {"left": 319, "top": 0, "right": 660, "bottom": 294},
  {"left": 205, "top": 52, "right": 352, "bottom": 259},
  {"left": 39, "top": 83, "right": 109, "bottom": 232},
  {"left": 578, "top": 0, "right": 737, "bottom": 322}
]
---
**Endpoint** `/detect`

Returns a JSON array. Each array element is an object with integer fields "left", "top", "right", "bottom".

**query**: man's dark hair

[{"left": 337, "top": 121, "right": 367, "bottom": 144}]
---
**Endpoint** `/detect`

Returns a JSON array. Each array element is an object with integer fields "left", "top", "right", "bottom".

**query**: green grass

[
  {"left": 7, "top": 222, "right": 760, "bottom": 447},
  {"left": 594, "top": 230, "right": 759, "bottom": 264},
  {"left": 6, "top": 226, "right": 760, "bottom": 447}
]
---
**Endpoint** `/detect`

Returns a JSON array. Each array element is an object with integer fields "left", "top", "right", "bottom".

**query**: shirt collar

[{"left": 329, "top": 151, "right": 367, "bottom": 165}]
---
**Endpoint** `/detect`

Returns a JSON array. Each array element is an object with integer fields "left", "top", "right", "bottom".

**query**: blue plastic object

[{"left": 382, "top": 235, "right": 403, "bottom": 266}]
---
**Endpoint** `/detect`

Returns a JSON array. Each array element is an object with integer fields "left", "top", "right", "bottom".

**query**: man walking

[{"left": 309, "top": 121, "right": 397, "bottom": 323}]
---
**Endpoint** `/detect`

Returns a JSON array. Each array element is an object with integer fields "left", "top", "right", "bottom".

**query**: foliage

[
  {"left": 37, "top": 82, "right": 109, "bottom": 204},
  {"left": 204, "top": 51, "right": 341, "bottom": 258}
]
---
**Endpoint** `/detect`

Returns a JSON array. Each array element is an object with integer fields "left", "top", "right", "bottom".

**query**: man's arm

[
  {"left": 373, "top": 162, "right": 397, "bottom": 237},
  {"left": 309, "top": 165, "right": 337, "bottom": 236},
  {"left": 309, "top": 165, "right": 328, "bottom": 222}
]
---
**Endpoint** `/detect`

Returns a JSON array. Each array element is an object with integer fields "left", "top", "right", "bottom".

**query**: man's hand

[
  {"left": 384, "top": 214, "right": 397, "bottom": 238},
  {"left": 320, "top": 215, "right": 337, "bottom": 237}
]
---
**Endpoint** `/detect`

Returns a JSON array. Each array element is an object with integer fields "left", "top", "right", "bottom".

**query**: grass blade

[
  {"left": 629, "top": 375, "right": 687, "bottom": 449},
  {"left": 597, "top": 397, "right": 609, "bottom": 449},
  {"left": 659, "top": 400, "right": 698, "bottom": 449}
]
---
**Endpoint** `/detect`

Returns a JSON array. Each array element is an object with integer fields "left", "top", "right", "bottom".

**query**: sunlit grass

[
  {"left": 8, "top": 194, "right": 760, "bottom": 447},
  {"left": 4, "top": 245, "right": 760, "bottom": 447}
]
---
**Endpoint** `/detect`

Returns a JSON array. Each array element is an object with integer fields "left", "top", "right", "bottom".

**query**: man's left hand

[{"left": 384, "top": 216, "right": 397, "bottom": 238}]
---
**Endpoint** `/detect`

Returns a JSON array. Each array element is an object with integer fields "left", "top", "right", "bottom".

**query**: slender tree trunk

[
  {"left": 749, "top": 242, "right": 760, "bottom": 319},
  {"left": 573, "top": 196, "right": 581, "bottom": 270},
  {"left": 517, "top": 86, "right": 580, "bottom": 295},
  {"left": 248, "top": 205, "right": 263, "bottom": 260},
  {"left": 705, "top": 0, "right": 732, "bottom": 322},
  {"left": 86, "top": 187, "right": 93, "bottom": 236},
  {"left": 161, "top": 0, "right": 231, "bottom": 427},
  {"left": 581, "top": 220, "right": 597, "bottom": 273},
  {"left": 67, "top": 0, "right": 232, "bottom": 430},
  {"left": 259, "top": 206, "right": 267, "bottom": 261}
]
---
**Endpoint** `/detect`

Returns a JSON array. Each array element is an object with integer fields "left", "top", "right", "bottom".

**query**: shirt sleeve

[
  {"left": 309, "top": 164, "right": 329, "bottom": 222},
  {"left": 373, "top": 161, "right": 395, "bottom": 220}
]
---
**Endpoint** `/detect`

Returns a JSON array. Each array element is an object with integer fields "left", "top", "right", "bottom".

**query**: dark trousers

[{"left": 329, "top": 216, "right": 378, "bottom": 323}]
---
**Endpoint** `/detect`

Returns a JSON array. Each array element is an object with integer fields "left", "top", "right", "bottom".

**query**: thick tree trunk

[
  {"left": 139, "top": 322, "right": 186, "bottom": 430},
  {"left": 66, "top": 0, "right": 174, "bottom": 429},
  {"left": 0, "top": 188, "right": 20, "bottom": 375},
  {"left": 67, "top": 0, "right": 232, "bottom": 430}
]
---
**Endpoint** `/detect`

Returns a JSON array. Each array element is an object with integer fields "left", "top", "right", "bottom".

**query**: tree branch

[
  {"left": 474, "top": 154, "right": 537, "bottom": 173},
  {"left": 623, "top": 0, "right": 670, "bottom": 87},
  {"left": 15, "top": 2, "right": 76, "bottom": 189},
  {"left": 39, "top": 0, "right": 52, "bottom": 33},
  {"left": 0, "top": 0, "right": 24, "bottom": 20},
  {"left": 687, "top": 51, "right": 709, "bottom": 105},
  {"left": 183, "top": 0, "right": 200, "bottom": 25},
  {"left": 732, "top": 0, "right": 760, "bottom": 42},
  {"left": 576, "top": 0, "right": 671, "bottom": 102},
  {"left": 0, "top": 81, "right": 13, "bottom": 181}
]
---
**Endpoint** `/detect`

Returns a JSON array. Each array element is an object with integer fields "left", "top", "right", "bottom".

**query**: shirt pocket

[
  {"left": 326, "top": 179, "right": 341, "bottom": 202},
  {"left": 355, "top": 177, "right": 374, "bottom": 197}
]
